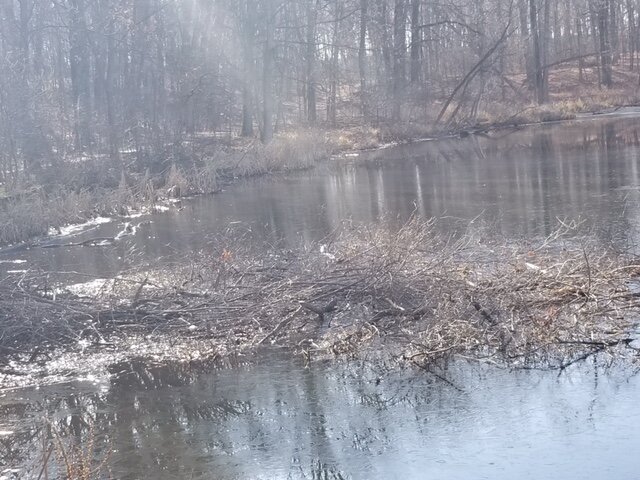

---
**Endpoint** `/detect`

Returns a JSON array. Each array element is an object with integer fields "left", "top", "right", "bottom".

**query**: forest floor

[
  {"left": 330, "top": 65, "right": 640, "bottom": 149},
  {"left": 1, "top": 217, "right": 640, "bottom": 390}
]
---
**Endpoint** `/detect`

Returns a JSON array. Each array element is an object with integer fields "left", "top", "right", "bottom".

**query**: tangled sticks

[{"left": 1, "top": 218, "right": 639, "bottom": 381}]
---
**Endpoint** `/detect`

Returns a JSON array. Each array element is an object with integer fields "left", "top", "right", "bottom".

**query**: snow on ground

[
  {"left": 62, "top": 278, "right": 114, "bottom": 297},
  {"left": 48, "top": 216, "right": 112, "bottom": 237}
]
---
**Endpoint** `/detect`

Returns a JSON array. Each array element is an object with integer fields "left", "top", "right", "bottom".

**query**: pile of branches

[{"left": 1, "top": 218, "right": 639, "bottom": 378}]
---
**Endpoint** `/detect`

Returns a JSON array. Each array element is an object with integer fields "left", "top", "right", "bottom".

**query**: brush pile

[{"left": 1, "top": 218, "right": 639, "bottom": 381}]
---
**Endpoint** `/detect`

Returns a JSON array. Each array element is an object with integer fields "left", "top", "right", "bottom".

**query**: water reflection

[
  {"left": 4, "top": 116, "right": 640, "bottom": 279},
  {"left": 1, "top": 356, "right": 639, "bottom": 479}
]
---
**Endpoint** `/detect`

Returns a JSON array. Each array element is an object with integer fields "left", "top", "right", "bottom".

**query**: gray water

[
  {"left": 1, "top": 355, "right": 639, "bottom": 479},
  {"left": 3, "top": 116, "right": 640, "bottom": 478},
  {"left": 3, "top": 115, "right": 640, "bottom": 280}
]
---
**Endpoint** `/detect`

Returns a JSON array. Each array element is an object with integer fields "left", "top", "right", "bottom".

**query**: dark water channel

[{"left": 3, "top": 115, "right": 640, "bottom": 478}]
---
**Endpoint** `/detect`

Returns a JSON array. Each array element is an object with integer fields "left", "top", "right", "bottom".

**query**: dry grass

[
  {"left": 326, "top": 122, "right": 436, "bottom": 152},
  {"left": 164, "top": 164, "right": 190, "bottom": 197},
  {"left": 0, "top": 190, "right": 104, "bottom": 245},
  {"left": 472, "top": 102, "right": 578, "bottom": 128},
  {"left": 210, "top": 129, "right": 330, "bottom": 177},
  {"left": 0, "top": 183, "right": 149, "bottom": 245},
  {"left": 421, "top": 63, "right": 640, "bottom": 131},
  {"left": 185, "top": 160, "right": 219, "bottom": 195},
  {"left": 327, "top": 126, "right": 387, "bottom": 151},
  {"left": 36, "top": 421, "right": 111, "bottom": 480},
  {"left": 0, "top": 130, "right": 332, "bottom": 246}
]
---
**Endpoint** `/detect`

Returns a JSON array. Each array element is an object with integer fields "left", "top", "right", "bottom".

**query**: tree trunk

[
  {"left": 598, "top": 0, "right": 613, "bottom": 87},
  {"left": 241, "top": 86, "right": 254, "bottom": 137},
  {"left": 577, "top": 18, "right": 584, "bottom": 82},
  {"left": 628, "top": 0, "right": 636, "bottom": 70},
  {"left": 241, "top": 1, "right": 254, "bottom": 137},
  {"left": 326, "top": 0, "right": 340, "bottom": 125},
  {"left": 69, "top": 0, "right": 92, "bottom": 152},
  {"left": 306, "top": 0, "right": 318, "bottom": 125},
  {"left": 261, "top": 0, "right": 275, "bottom": 144},
  {"left": 410, "top": 0, "right": 421, "bottom": 84},
  {"left": 392, "top": 0, "right": 406, "bottom": 119},
  {"left": 541, "top": 0, "right": 551, "bottom": 98},
  {"left": 519, "top": 0, "right": 535, "bottom": 87},
  {"left": 359, "top": 0, "right": 368, "bottom": 117},
  {"left": 610, "top": 0, "right": 619, "bottom": 63},
  {"left": 105, "top": 17, "right": 119, "bottom": 166},
  {"left": 530, "top": 0, "right": 548, "bottom": 103},
  {"left": 381, "top": 1, "right": 393, "bottom": 92}
]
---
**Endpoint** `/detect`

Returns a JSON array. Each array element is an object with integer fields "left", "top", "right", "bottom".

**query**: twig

[{"left": 257, "top": 306, "right": 302, "bottom": 345}]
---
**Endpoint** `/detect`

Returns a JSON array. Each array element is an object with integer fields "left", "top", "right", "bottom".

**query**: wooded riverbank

[{"left": 3, "top": 98, "right": 640, "bottom": 249}]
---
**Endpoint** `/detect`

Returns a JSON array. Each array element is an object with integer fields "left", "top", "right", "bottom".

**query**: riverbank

[
  {"left": 1, "top": 218, "right": 638, "bottom": 389},
  {"left": 0, "top": 130, "right": 331, "bottom": 246},
  {"left": 3, "top": 89, "right": 640, "bottom": 249}
]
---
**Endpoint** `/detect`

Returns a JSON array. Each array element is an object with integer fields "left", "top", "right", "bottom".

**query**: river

[
  {"left": 3, "top": 114, "right": 640, "bottom": 280},
  {"left": 2, "top": 114, "right": 640, "bottom": 478},
  {"left": 2, "top": 354, "right": 639, "bottom": 479}
]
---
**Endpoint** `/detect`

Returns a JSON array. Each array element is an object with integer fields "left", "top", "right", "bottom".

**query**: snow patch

[
  {"left": 48, "top": 216, "right": 112, "bottom": 237},
  {"left": 65, "top": 278, "right": 114, "bottom": 297}
]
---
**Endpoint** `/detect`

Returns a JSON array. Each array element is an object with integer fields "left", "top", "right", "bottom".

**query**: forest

[{"left": 0, "top": 0, "right": 640, "bottom": 201}]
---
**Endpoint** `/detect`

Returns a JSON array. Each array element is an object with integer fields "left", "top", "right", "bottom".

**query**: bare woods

[{"left": 1, "top": 0, "right": 639, "bottom": 185}]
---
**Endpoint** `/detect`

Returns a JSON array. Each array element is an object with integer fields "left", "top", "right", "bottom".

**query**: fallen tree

[{"left": 1, "top": 217, "right": 639, "bottom": 385}]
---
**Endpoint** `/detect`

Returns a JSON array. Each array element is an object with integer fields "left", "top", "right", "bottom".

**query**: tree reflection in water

[{"left": 2, "top": 354, "right": 640, "bottom": 479}]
